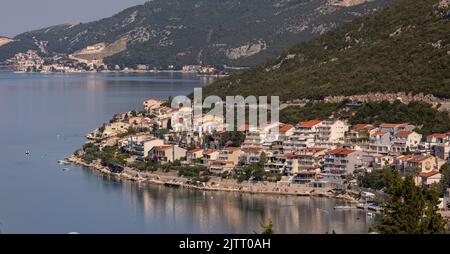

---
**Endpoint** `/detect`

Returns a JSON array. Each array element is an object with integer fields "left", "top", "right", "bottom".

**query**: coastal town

[
  {"left": 4, "top": 50, "right": 229, "bottom": 76},
  {"left": 67, "top": 97, "right": 450, "bottom": 217}
]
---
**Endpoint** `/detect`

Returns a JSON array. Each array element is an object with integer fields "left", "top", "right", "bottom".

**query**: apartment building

[
  {"left": 322, "top": 149, "right": 363, "bottom": 183},
  {"left": 391, "top": 131, "right": 422, "bottom": 154},
  {"left": 240, "top": 147, "right": 264, "bottom": 165},
  {"left": 369, "top": 131, "right": 391, "bottom": 154},
  {"left": 284, "top": 120, "right": 322, "bottom": 151},
  {"left": 149, "top": 145, "right": 187, "bottom": 164},
  {"left": 264, "top": 153, "right": 299, "bottom": 175},
  {"left": 315, "top": 119, "right": 349, "bottom": 148}
]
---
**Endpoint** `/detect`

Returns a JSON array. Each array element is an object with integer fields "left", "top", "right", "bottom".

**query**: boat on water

[
  {"left": 58, "top": 160, "right": 71, "bottom": 165},
  {"left": 334, "top": 206, "right": 357, "bottom": 210},
  {"left": 368, "top": 204, "right": 383, "bottom": 212},
  {"left": 357, "top": 203, "right": 370, "bottom": 210},
  {"left": 297, "top": 192, "right": 311, "bottom": 197}
]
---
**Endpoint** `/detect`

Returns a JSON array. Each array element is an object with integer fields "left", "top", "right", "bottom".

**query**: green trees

[
  {"left": 438, "top": 164, "right": 450, "bottom": 196},
  {"left": 350, "top": 101, "right": 450, "bottom": 136},
  {"left": 220, "top": 131, "right": 246, "bottom": 147},
  {"left": 358, "top": 167, "right": 398, "bottom": 191},
  {"left": 375, "top": 175, "right": 446, "bottom": 234}
]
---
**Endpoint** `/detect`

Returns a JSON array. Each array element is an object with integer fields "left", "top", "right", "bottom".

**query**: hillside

[
  {"left": 0, "top": 0, "right": 394, "bottom": 68},
  {"left": 202, "top": 0, "right": 450, "bottom": 100},
  {"left": 0, "top": 36, "right": 13, "bottom": 47}
]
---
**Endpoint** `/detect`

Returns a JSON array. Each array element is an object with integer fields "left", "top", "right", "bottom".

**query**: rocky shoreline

[{"left": 66, "top": 155, "right": 359, "bottom": 203}]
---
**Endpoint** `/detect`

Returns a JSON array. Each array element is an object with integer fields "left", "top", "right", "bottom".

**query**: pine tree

[{"left": 375, "top": 175, "right": 447, "bottom": 234}]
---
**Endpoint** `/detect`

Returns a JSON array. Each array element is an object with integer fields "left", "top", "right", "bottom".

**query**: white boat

[
  {"left": 334, "top": 205, "right": 356, "bottom": 210},
  {"left": 58, "top": 160, "right": 71, "bottom": 165}
]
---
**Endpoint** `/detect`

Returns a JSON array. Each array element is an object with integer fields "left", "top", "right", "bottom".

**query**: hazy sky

[{"left": 0, "top": 0, "right": 149, "bottom": 37}]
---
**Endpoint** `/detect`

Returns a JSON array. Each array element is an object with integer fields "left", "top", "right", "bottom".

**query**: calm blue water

[{"left": 0, "top": 72, "right": 375, "bottom": 234}]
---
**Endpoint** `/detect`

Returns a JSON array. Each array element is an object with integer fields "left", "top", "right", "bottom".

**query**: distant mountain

[
  {"left": 0, "top": 0, "right": 394, "bottom": 68},
  {"left": 202, "top": 0, "right": 450, "bottom": 100}
]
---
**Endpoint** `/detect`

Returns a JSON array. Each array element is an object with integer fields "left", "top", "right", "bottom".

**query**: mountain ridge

[{"left": 0, "top": 0, "right": 394, "bottom": 68}]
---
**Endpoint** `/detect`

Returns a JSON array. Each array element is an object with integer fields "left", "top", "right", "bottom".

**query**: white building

[{"left": 391, "top": 131, "right": 422, "bottom": 154}]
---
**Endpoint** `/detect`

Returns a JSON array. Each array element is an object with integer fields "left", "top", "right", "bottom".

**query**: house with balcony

[
  {"left": 278, "top": 124, "right": 295, "bottom": 141},
  {"left": 284, "top": 120, "right": 322, "bottom": 151},
  {"left": 369, "top": 131, "right": 391, "bottom": 154},
  {"left": 417, "top": 171, "right": 442, "bottom": 186},
  {"left": 296, "top": 147, "right": 327, "bottom": 171},
  {"left": 207, "top": 147, "right": 242, "bottom": 173},
  {"left": 149, "top": 145, "right": 187, "bottom": 164},
  {"left": 426, "top": 133, "right": 450, "bottom": 161},
  {"left": 315, "top": 119, "right": 349, "bottom": 148},
  {"left": 264, "top": 153, "right": 299, "bottom": 175},
  {"left": 378, "top": 123, "right": 415, "bottom": 135},
  {"left": 202, "top": 150, "right": 220, "bottom": 167},
  {"left": 242, "top": 122, "right": 280, "bottom": 148},
  {"left": 391, "top": 131, "right": 422, "bottom": 154},
  {"left": 322, "top": 149, "right": 364, "bottom": 184},
  {"left": 345, "top": 124, "right": 376, "bottom": 151},
  {"left": 403, "top": 155, "right": 445, "bottom": 175},
  {"left": 186, "top": 148, "right": 204, "bottom": 163},
  {"left": 135, "top": 138, "right": 165, "bottom": 160},
  {"left": 240, "top": 147, "right": 264, "bottom": 165}
]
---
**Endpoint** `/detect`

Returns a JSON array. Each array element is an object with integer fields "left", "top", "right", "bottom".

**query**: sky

[{"left": 0, "top": 0, "right": 149, "bottom": 37}]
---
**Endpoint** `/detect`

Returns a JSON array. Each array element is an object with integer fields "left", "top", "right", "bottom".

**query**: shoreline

[{"left": 66, "top": 155, "right": 359, "bottom": 203}]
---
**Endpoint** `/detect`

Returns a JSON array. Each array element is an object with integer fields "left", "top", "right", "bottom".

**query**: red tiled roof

[
  {"left": 395, "top": 131, "right": 413, "bottom": 137},
  {"left": 373, "top": 131, "right": 388, "bottom": 136},
  {"left": 279, "top": 124, "right": 294, "bottom": 132},
  {"left": 329, "top": 149, "right": 355, "bottom": 155},
  {"left": 225, "top": 147, "right": 241, "bottom": 152},
  {"left": 419, "top": 171, "right": 440, "bottom": 178},
  {"left": 281, "top": 153, "right": 297, "bottom": 159},
  {"left": 298, "top": 120, "right": 321, "bottom": 127},
  {"left": 353, "top": 124, "right": 376, "bottom": 131},
  {"left": 379, "top": 123, "right": 406, "bottom": 128},
  {"left": 396, "top": 155, "right": 413, "bottom": 162},
  {"left": 427, "top": 133, "right": 446, "bottom": 139},
  {"left": 188, "top": 148, "right": 202, "bottom": 153},
  {"left": 409, "top": 155, "right": 432, "bottom": 163}
]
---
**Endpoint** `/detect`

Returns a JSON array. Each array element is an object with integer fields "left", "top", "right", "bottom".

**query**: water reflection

[{"left": 79, "top": 168, "right": 375, "bottom": 234}]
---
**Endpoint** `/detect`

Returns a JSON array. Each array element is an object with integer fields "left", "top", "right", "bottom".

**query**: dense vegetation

[
  {"left": 203, "top": 0, "right": 450, "bottom": 100},
  {"left": 358, "top": 168, "right": 399, "bottom": 191},
  {"left": 375, "top": 174, "right": 447, "bottom": 234},
  {"left": 350, "top": 101, "right": 450, "bottom": 136}
]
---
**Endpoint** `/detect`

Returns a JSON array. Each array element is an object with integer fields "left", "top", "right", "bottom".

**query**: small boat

[
  {"left": 25, "top": 150, "right": 31, "bottom": 155},
  {"left": 58, "top": 160, "right": 71, "bottom": 165},
  {"left": 368, "top": 204, "right": 383, "bottom": 212},
  {"left": 357, "top": 203, "right": 369, "bottom": 210},
  {"left": 63, "top": 168, "right": 71, "bottom": 172},
  {"left": 334, "top": 206, "right": 356, "bottom": 210}
]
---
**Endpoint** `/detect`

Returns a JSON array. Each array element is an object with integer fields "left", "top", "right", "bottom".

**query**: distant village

[
  {"left": 70, "top": 97, "right": 450, "bottom": 212},
  {"left": 5, "top": 50, "right": 229, "bottom": 76}
]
